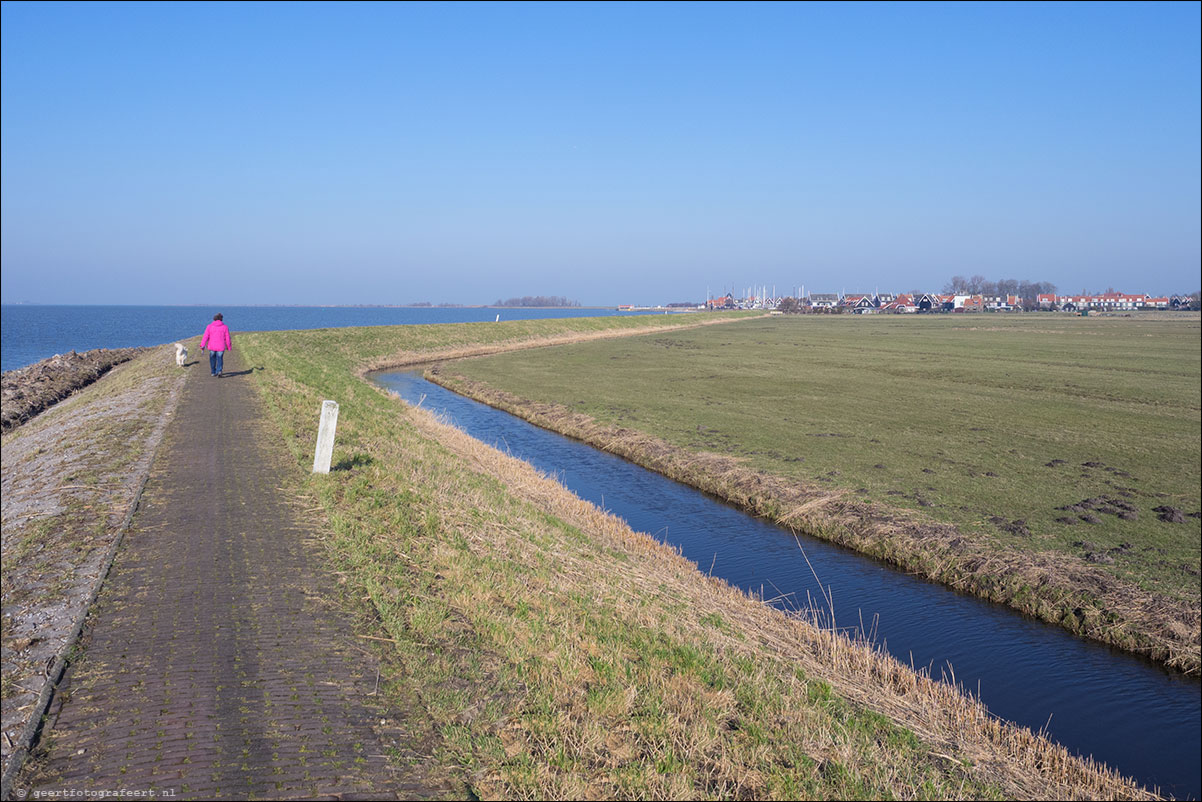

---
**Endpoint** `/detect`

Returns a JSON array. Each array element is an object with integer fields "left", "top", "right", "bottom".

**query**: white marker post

[{"left": 312, "top": 400, "right": 339, "bottom": 474}]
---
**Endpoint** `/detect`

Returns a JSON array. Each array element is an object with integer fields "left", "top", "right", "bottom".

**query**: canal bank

[
  {"left": 228, "top": 317, "right": 1161, "bottom": 799},
  {"left": 377, "top": 369, "right": 1201, "bottom": 800}
]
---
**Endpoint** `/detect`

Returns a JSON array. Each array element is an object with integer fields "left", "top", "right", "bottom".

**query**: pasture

[
  {"left": 450, "top": 313, "right": 1201, "bottom": 615},
  {"left": 226, "top": 315, "right": 1151, "bottom": 798}
]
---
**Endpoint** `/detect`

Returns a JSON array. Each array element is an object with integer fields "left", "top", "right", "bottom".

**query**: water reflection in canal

[{"left": 377, "top": 371, "right": 1201, "bottom": 798}]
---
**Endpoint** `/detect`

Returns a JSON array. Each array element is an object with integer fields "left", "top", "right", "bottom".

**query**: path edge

[{"left": 0, "top": 374, "right": 185, "bottom": 801}]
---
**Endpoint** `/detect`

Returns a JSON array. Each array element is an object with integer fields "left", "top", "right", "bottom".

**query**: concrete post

[{"left": 312, "top": 400, "right": 339, "bottom": 474}]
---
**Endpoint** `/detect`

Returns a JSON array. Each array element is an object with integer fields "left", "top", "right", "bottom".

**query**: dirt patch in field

[
  {"left": 1153, "top": 506, "right": 1188, "bottom": 524},
  {"left": 429, "top": 369, "right": 1201, "bottom": 674},
  {"left": 990, "top": 517, "right": 1032, "bottom": 538},
  {"left": 1054, "top": 495, "right": 1169, "bottom": 525},
  {"left": 2, "top": 348, "right": 147, "bottom": 433}
]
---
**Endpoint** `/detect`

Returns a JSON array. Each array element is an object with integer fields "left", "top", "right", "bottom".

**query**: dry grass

[
  {"left": 393, "top": 387, "right": 1155, "bottom": 800},
  {"left": 430, "top": 369, "right": 1200, "bottom": 674},
  {"left": 233, "top": 317, "right": 1159, "bottom": 800}
]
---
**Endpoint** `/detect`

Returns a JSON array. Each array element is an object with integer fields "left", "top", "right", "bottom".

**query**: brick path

[{"left": 18, "top": 353, "right": 450, "bottom": 800}]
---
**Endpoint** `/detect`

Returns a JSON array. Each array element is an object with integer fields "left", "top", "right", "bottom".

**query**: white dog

[{"left": 174, "top": 343, "right": 188, "bottom": 367}]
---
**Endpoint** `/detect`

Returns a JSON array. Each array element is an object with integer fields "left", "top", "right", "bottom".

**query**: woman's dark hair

[{"left": 214, "top": 313, "right": 223, "bottom": 321}]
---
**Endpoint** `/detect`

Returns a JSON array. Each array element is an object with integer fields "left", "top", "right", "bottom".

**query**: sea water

[{"left": 0, "top": 304, "right": 675, "bottom": 373}]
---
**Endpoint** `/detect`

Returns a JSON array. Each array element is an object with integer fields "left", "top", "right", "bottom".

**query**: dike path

[{"left": 16, "top": 352, "right": 449, "bottom": 800}]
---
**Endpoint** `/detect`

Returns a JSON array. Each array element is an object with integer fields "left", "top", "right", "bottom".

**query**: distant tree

[
  {"left": 494, "top": 296, "right": 581, "bottom": 307},
  {"left": 943, "top": 275, "right": 968, "bottom": 294},
  {"left": 1191, "top": 290, "right": 1201, "bottom": 311},
  {"left": 941, "top": 277, "right": 1056, "bottom": 308},
  {"left": 776, "top": 297, "right": 802, "bottom": 313},
  {"left": 1035, "top": 280, "right": 1057, "bottom": 301}
]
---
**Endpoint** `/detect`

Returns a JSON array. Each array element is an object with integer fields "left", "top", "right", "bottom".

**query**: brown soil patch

[{"left": 1154, "top": 506, "right": 1188, "bottom": 524}]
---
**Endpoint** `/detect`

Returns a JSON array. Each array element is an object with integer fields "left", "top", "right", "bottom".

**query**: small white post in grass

[{"left": 312, "top": 400, "right": 339, "bottom": 474}]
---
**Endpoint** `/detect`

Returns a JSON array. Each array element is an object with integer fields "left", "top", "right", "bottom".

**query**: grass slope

[
  {"left": 443, "top": 314, "right": 1201, "bottom": 669},
  {"left": 235, "top": 316, "right": 1150, "bottom": 800}
]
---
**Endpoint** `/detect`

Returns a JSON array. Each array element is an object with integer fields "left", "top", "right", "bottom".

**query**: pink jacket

[{"left": 201, "top": 320, "right": 232, "bottom": 352}]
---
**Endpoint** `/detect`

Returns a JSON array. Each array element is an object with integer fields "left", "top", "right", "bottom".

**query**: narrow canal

[{"left": 377, "top": 370, "right": 1201, "bottom": 799}]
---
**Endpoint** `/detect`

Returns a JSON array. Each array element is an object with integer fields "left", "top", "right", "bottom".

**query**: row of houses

[
  {"left": 709, "top": 292, "right": 1021, "bottom": 312},
  {"left": 833, "top": 293, "right": 1029, "bottom": 313},
  {"left": 1034, "top": 292, "right": 1190, "bottom": 311},
  {"left": 708, "top": 291, "right": 1193, "bottom": 313}
]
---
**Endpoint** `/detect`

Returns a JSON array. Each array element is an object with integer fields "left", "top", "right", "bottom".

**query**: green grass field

[
  {"left": 228, "top": 315, "right": 1147, "bottom": 799},
  {"left": 449, "top": 314, "right": 1201, "bottom": 606}
]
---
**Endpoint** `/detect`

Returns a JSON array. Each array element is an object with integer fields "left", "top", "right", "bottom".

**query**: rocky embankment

[{"left": 2, "top": 348, "right": 146, "bottom": 432}]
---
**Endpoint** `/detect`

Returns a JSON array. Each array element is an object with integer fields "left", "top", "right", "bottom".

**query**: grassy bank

[
  {"left": 236, "top": 316, "right": 1151, "bottom": 799},
  {"left": 438, "top": 314, "right": 1201, "bottom": 671}
]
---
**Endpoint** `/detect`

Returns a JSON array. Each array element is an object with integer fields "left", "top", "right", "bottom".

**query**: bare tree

[
  {"left": 943, "top": 275, "right": 968, "bottom": 294},
  {"left": 939, "top": 277, "right": 1058, "bottom": 307}
]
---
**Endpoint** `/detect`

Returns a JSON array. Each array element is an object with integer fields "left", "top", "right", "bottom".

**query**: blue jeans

[{"left": 209, "top": 350, "right": 225, "bottom": 375}]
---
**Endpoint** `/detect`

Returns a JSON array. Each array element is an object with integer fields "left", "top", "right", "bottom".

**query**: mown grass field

[
  {"left": 233, "top": 315, "right": 1148, "bottom": 800},
  {"left": 443, "top": 314, "right": 1201, "bottom": 666}
]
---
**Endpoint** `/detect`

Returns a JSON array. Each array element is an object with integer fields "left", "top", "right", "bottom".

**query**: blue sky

[{"left": 2, "top": 1, "right": 1198, "bottom": 306}]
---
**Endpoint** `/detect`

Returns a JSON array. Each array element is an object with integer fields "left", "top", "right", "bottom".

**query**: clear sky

[{"left": 2, "top": 1, "right": 1199, "bottom": 306}]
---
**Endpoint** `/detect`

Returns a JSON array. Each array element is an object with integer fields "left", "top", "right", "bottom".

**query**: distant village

[{"left": 696, "top": 290, "right": 1200, "bottom": 314}]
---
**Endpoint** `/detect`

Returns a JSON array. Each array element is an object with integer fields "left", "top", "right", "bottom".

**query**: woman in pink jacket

[{"left": 200, "top": 313, "right": 233, "bottom": 377}]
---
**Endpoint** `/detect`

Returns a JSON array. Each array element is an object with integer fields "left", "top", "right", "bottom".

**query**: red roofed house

[
  {"left": 706, "top": 293, "right": 735, "bottom": 310},
  {"left": 1092, "top": 292, "right": 1146, "bottom": 310},
  {"left": 883, "top": 294, "right": 917, "bottom": 313}
]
